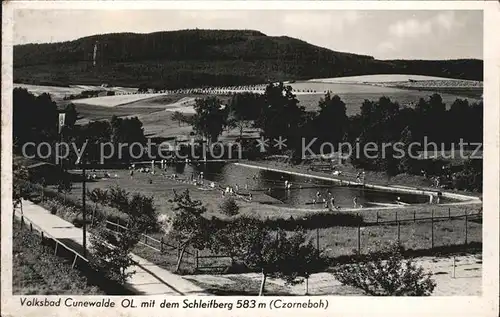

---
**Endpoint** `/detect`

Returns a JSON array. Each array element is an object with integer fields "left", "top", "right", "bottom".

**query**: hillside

[{"left": 14, "top": 29, "right": 483, "bottom": 88}]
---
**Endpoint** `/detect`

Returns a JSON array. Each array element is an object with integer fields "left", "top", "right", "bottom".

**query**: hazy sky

[{"left": 14, "top": 10, "right": 483, "bottom": 60}]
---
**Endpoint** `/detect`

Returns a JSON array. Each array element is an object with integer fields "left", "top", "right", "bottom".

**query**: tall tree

[
  {"left": 212, "top": 217, "right": 323, "bottom": 296},
  {"left": 64, "top": 103, "right": 79, "bottom": 128},
  {"left": 398, "top": 126, "right": 416, "bottom": 174},
  {"left": 13, "top": 88, "right": 58, "bottom": 147},
  {"left": 192, "top": 97, "right": 228, "bottom": 143},
  {"left": 257, "top": 83, "right": 305, "bottom": 140},
  {"left": 315, "top": 93, "right": 347, "bottom": 147},
  {"left": 167, "top": 189, "right": 210, "bottom": 272}
]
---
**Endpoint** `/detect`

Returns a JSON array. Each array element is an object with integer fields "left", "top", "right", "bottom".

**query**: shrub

[
  {"left": 89, "top": 225, "right": 139, "bottom": 284},
  {"left": 219, "top": 197, "right": 240, "bottom": 216},
  {"left": 331, "top": 243, "right": 436, "bottom": 296}
]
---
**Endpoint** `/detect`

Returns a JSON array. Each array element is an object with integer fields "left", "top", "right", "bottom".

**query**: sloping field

[
  {"left": 163, "top": 97, "right": 198, "bottom": 114},
  {"left": 307, "top": 74, "right": 482, "bottom": 84},
  {"left": 72, "top": 93, "right": 169, "bottom": 107}
]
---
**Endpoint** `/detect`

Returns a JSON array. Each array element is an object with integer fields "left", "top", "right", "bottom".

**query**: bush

[
  {"left": 219, "top": 197, "right": 239, "bottom": 216},
  {"left": 89, "top": 224, "right": 139, "bottom": 284},
  {"left": 331, "top": 243, "right": 436, "bottom": 296}
]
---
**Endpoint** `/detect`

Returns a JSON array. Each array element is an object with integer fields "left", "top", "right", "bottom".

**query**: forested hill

[{"left": 14, "top": 29, "right": 483, "bottom": 88}]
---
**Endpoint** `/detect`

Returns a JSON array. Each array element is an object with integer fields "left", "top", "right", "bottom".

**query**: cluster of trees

[
  {"left": 165, "top": 189, "right": 323, "bottom": 295},
  {"left": 63, "top": 90, "right": 107, "bottom": 100},
  {"left": 14, "top": 29, "right": 482, "bottom": 88},
  {"left": 13, "top": 88, "right": 148, "bottom": 164},
  {"left": 87, "top": 186, "right": 158, "bottom": 232},
  {"left": 13, "top": 88, "right": 59, "bottom": 146}
]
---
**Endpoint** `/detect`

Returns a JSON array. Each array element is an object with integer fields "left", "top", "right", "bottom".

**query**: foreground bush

[{"left": 331, "top": 243, "right": 436, "bottom": 296}]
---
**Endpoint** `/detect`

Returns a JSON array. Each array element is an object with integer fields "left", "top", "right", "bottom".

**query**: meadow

[{"left": 306, "top": 74, "right": 483, "bottom": 84}]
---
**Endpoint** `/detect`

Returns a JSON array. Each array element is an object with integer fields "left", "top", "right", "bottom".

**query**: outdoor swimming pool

[{"left": 158, "top": 162, "right": 453, "bottom": 209}]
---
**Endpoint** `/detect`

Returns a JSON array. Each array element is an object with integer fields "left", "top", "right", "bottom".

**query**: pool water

[{"left": 159, "top": 162, "right": 450, "bottom": 209}]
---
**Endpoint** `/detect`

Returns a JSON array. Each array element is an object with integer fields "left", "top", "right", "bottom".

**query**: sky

[{"left": 14, "top": 10, "right": 483, "bottom": 60}]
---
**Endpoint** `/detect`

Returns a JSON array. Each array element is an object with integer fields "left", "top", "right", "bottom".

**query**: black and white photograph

[{"left": 1, "top": 1, "right": 499, "bottom": 317}]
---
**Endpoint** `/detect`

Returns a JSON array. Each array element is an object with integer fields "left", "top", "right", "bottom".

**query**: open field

[
  {"left": 307, "top": 74, "right": 482, "bottom": 84},
  {"left": 72, "top": 93, "right": 169, "bottom": 107},
  {"left": 12, "top": 220, "right": 103, "bottom": 295}
]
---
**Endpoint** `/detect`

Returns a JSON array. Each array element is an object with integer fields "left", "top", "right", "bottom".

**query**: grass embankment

[{"left": 12, "top": 220, "right": 103, "bottom": 295}]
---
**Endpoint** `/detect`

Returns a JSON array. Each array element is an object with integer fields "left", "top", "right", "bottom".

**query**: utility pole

[
  {"left": 82, "top": 163, "right": 87, "bottom": 258},
  {"left": 79, "top": 139, "right": 89, "bottom": 258}
]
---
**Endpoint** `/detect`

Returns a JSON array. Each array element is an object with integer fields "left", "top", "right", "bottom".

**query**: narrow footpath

[{"left": 15, "top": 199, "right": 209, "bottom": 296}]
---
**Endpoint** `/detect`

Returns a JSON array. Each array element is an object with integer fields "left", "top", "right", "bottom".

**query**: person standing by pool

[
  {"left": 330, "top": 196, "right": 335, "bottom": 210},
  {"left": 353, "top": 196, "right": 358, "bottom": 208}
]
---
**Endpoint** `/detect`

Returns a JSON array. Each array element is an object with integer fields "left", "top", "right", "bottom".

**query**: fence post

[
  {"left": 395, "top": 211, "right": 398, "bottom": 223},
  {"left": 144, "top": 235, "right": 148, "bottom": 245},
  {"left": 54, "top": 242, "right": 59, "bottom": 256},
  {"left": 431, "top": 215, "right": 434, "bottom": 249},
  {"left": 452, "top": 255, "right": 456, "bottom": 278},
  {"left": 448, "top": 207, "right": 451, "bottom": 219},
  {"left": 195, "top": 250, "right": 199, "bottom": 271},
  {"left": 413, "top": 210, "right": 416, "bottom": 222},
  {"left": 376, "top": 211, "right": 379, "bottom": 224},
  {"left": 21, "top": 216, "right": 24, "bottom": 229},
  {"left": 357, "top": 224, "right": 361, "bottom": 253},
  {"left": 41, "top": 231, "right": 44, "bottom": 244},
  {"left": 160, "top": 237, "right": 164, "bottom": 253},
  {"left": 30, "top": 223, "right": 33, "bottom": 232},
  {"left": 431, "top": 209, "right": 434, "bottom": 221},
  {"left": 72, "top": 254, "right": 78, "bottom": 268},
  {"left": 397, "top": 221, "right": 400, "bottom": 244},
  {"left": 316, "top": 228, "right": 320, "bottom": 251},
  {"left": 465, "top": 214, "right": 468, "bottom": 245}
]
